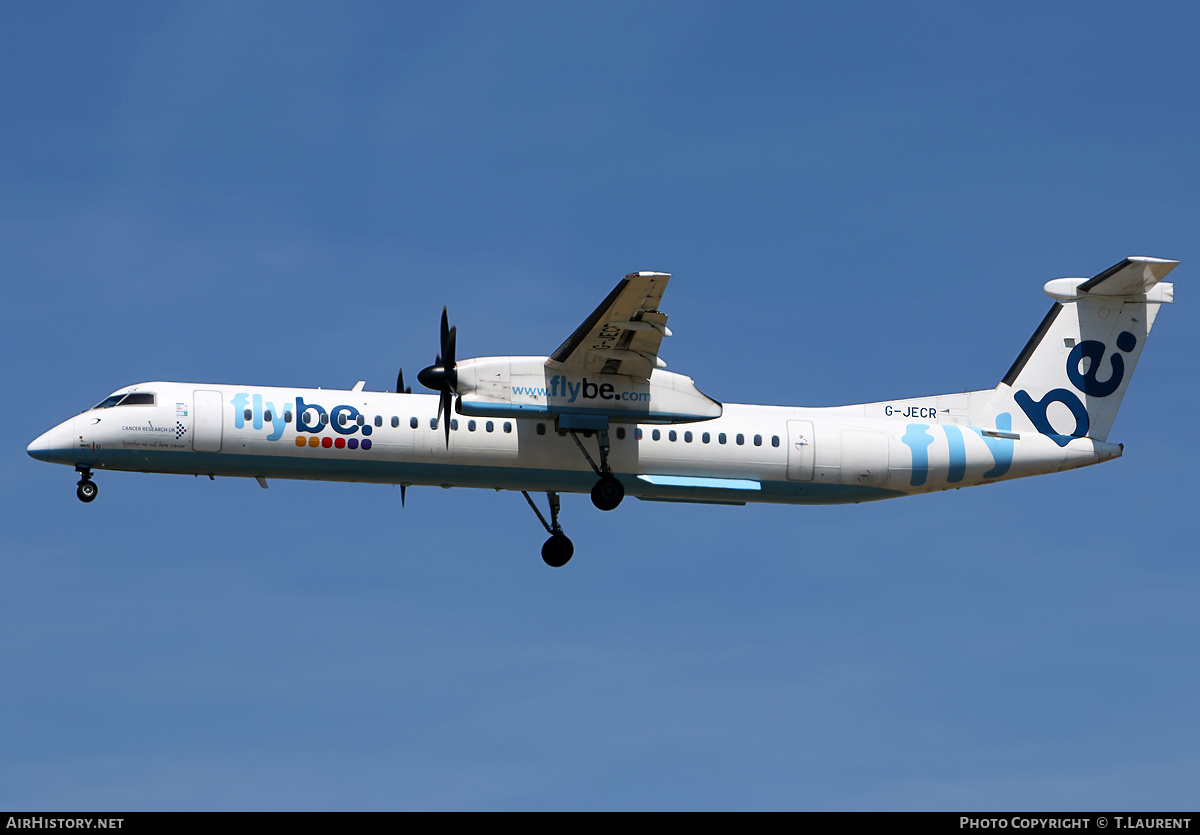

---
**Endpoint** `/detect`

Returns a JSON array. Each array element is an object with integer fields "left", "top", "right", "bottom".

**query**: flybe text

[
  {"left": 512, "top": 376, "right": 652, "bottom": 403},
  {"left": 230, "top": 392, "right": 373, "bottom": 442}
]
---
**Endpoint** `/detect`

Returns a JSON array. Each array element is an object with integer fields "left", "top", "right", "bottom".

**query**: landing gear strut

[
  {"left": 523, "top": 490, "right": 574, "bottom": 567},
  {"left": 568, "top": 428, "right": 625, "bottom": 511},
  {"left": 75, "top": 466, "right": 97, "bottom": 503}
]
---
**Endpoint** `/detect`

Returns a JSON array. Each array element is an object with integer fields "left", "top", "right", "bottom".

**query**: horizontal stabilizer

[{"left": 1045, "top": 257, "right": 1178, "bottom": 301}]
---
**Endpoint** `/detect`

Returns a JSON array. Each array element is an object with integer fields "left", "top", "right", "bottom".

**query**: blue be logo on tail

[{"left": 1015, "top": 331, "right": 1137, "bottom": 446}]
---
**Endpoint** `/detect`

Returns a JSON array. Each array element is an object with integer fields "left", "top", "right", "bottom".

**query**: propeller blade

[
  {"left": 441, "top": 391, "right": 453, "bottom": 445},
  {"left": 400, "top": 484, "right": 407, "bottom": 507},
  {"left": 417, "top": 306, "right": 459, "bottom": 446},
  {"left": 396, "top": 368, "right": 405, "bottom": 395}
]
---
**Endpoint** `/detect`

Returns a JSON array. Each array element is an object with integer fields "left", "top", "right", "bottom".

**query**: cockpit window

[
  {"left": 88, "top": 392, "right": 156, "bottom": 411},
  {"left": 91, "top": 395, "right": 126, "bottom": 410}
]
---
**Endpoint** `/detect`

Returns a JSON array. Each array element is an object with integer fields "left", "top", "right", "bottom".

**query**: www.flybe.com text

[{"left": 512, "top": 376, "right": 651, "bottom": 403}]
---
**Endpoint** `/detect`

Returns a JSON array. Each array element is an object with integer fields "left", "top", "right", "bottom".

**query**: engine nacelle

[{"left": 453, "top": 357, "right": 722, "bottom": 424}]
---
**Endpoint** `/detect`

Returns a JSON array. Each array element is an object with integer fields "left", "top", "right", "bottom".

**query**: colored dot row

[{"left": 294, "top": 436, "right": 373, "bottom": 450}]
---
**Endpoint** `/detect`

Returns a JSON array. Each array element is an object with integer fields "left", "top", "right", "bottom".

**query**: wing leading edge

[{"left": 547, "top": 271, "right": 672, "bottom": 380}]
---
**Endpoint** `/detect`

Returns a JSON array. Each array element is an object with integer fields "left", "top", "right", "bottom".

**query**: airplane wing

[{"left": 546, "top": 271, "right": 672, "bottom": 380}]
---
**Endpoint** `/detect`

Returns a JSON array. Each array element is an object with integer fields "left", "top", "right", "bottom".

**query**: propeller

[
  {"left": 416, "top": 307, "right": 458, "bottom": 445},
  {"left": 396, "top": 368, "right": 412, "bottom": 394}
]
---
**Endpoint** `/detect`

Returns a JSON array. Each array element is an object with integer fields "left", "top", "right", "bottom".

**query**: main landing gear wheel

[
  {"left": 541, "top": 533, "right": 574, "bottom": 568},
  {"left": 590, "top": 474, "right": 624, "bottom": 511},
  {"left": 523, "top": 490, "right": 574, "bottom": 567},
  {"left": 76, "top": 480, "right": 98, "bottom": 503},
  {"left": 567, "top": 427, "right": 625, "bottom": 511}
]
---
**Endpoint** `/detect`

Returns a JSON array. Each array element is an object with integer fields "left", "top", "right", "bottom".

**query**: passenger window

[
  {"left": 284, "top": 410, "right": 292, "bottom": 423},
  {"left": 536, "top": 423, "right": 546, "bottom": 435},
  {"left": 338, "top": 413, "right": 347, "bottom": 426},
  {"left": 355, "top": 414, "right": 364, "bottom": 426},
  {"left": 668, "top": 430, "right": 677, "bottom": 442},
  {"left": 375, "top": 415, "right": 383, "bottom": 427},
  {"left": 486, "top": 421, "right": 494, "bottom": 432},
  {"left": 702, "top": 432, "right": 710, "bottom": 444},
  {"left": 321, "top": 413, "right": 329, "bottom": 425},
  {"left": 754, "top": 434, "right": 762, "bottom": 446},
  {"left": 429, "top": 418, "right": 437, "bottom": 430},
  {"left": 635, "top": 428, "right": 643, "bottom": 440},
  {"left": 451, "top": 419, "right": 459, "bottom": 431},
  {"left": 772, "top": 435, "right": 780, "bottom": 448},
  {"left": 468, "top": 420, "right": 476, "bottom": 432},
  {"left": 615, "top": 427, "right": 626, "bottom": 440},
  {"left": 409, "top": 417, "right": 417, "bottom": 429},
  {"left": 504, "top": 422, "right": 512, "bottom": 433},
  {"left": 391, "top": 416, "right": 399, "bottom": 428},
  {"left": 719, "top": 433, "right": 727, "bottom": 444},
  {"left": 244, "top": 409, "right": 253, "bottom": 421},
  {"left": 652, "top": 429, "right": 661, "bottom": 441},
  {"left": 736, "top": 434, "right": 744, "bottom": 445},
  {"left": 264, "top": 410, "right": 272, "bottom": 422},
  {"left": 684, "top": 431, "right": 692, "bottom": 443}
]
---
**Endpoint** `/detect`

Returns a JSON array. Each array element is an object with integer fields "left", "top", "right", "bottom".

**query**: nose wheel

[{"left": 75, "top": 466, "right": 97, "bottom": 503}]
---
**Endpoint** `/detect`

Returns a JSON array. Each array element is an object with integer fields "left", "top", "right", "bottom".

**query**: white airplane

[{"left": 28, "top": 257, "right": 1176, "bottom": 567}]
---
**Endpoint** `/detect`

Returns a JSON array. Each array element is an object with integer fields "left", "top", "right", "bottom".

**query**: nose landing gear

[{"left": 75, "top": 466, "right": 97, "bottom": 503}]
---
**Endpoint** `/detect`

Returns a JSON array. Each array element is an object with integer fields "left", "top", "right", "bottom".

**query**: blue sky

[{"left": 3, "top": 2, "right": 1198, "bottom": 810}]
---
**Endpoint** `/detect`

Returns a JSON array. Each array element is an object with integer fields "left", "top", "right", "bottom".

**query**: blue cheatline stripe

[
  {"left": 458, "top": 400, "right": 714, "bottom": 424},
  {"left": 69, "top": 448, "right": 903, "bottom": 505},
  {"left": 637, "top": 474, "right": 761, "bottom": 490}
]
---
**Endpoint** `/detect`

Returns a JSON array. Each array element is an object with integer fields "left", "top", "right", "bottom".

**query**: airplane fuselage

[{"left": 28, "top": 380, "right": 1121, "bottom": 506}]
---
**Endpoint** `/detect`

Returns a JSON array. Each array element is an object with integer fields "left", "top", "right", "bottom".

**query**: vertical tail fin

[{"left": 980, "top": 257, "right": 1176, "bottom": 445}]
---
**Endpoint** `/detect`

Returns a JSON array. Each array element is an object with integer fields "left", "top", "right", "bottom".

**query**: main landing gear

[
  {"left": 523, "top": 491, "right": 574, "bottom": 567},
  {"left": 75, "top": 465, "right": 97, "bottom": 503},
  {"left": 567, "top": 427, "right": 625, "bottom": 511},
  {"left": 523, "top": 425, "right": 625, "bottom": 567}
]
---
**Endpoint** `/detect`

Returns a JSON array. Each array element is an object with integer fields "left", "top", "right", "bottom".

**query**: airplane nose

[
  {"left": 28, "top": 420, "right": 75, "bottom": 463},
  {"left": 27, "top": 430, "right": 55, "bottom": 461}
]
